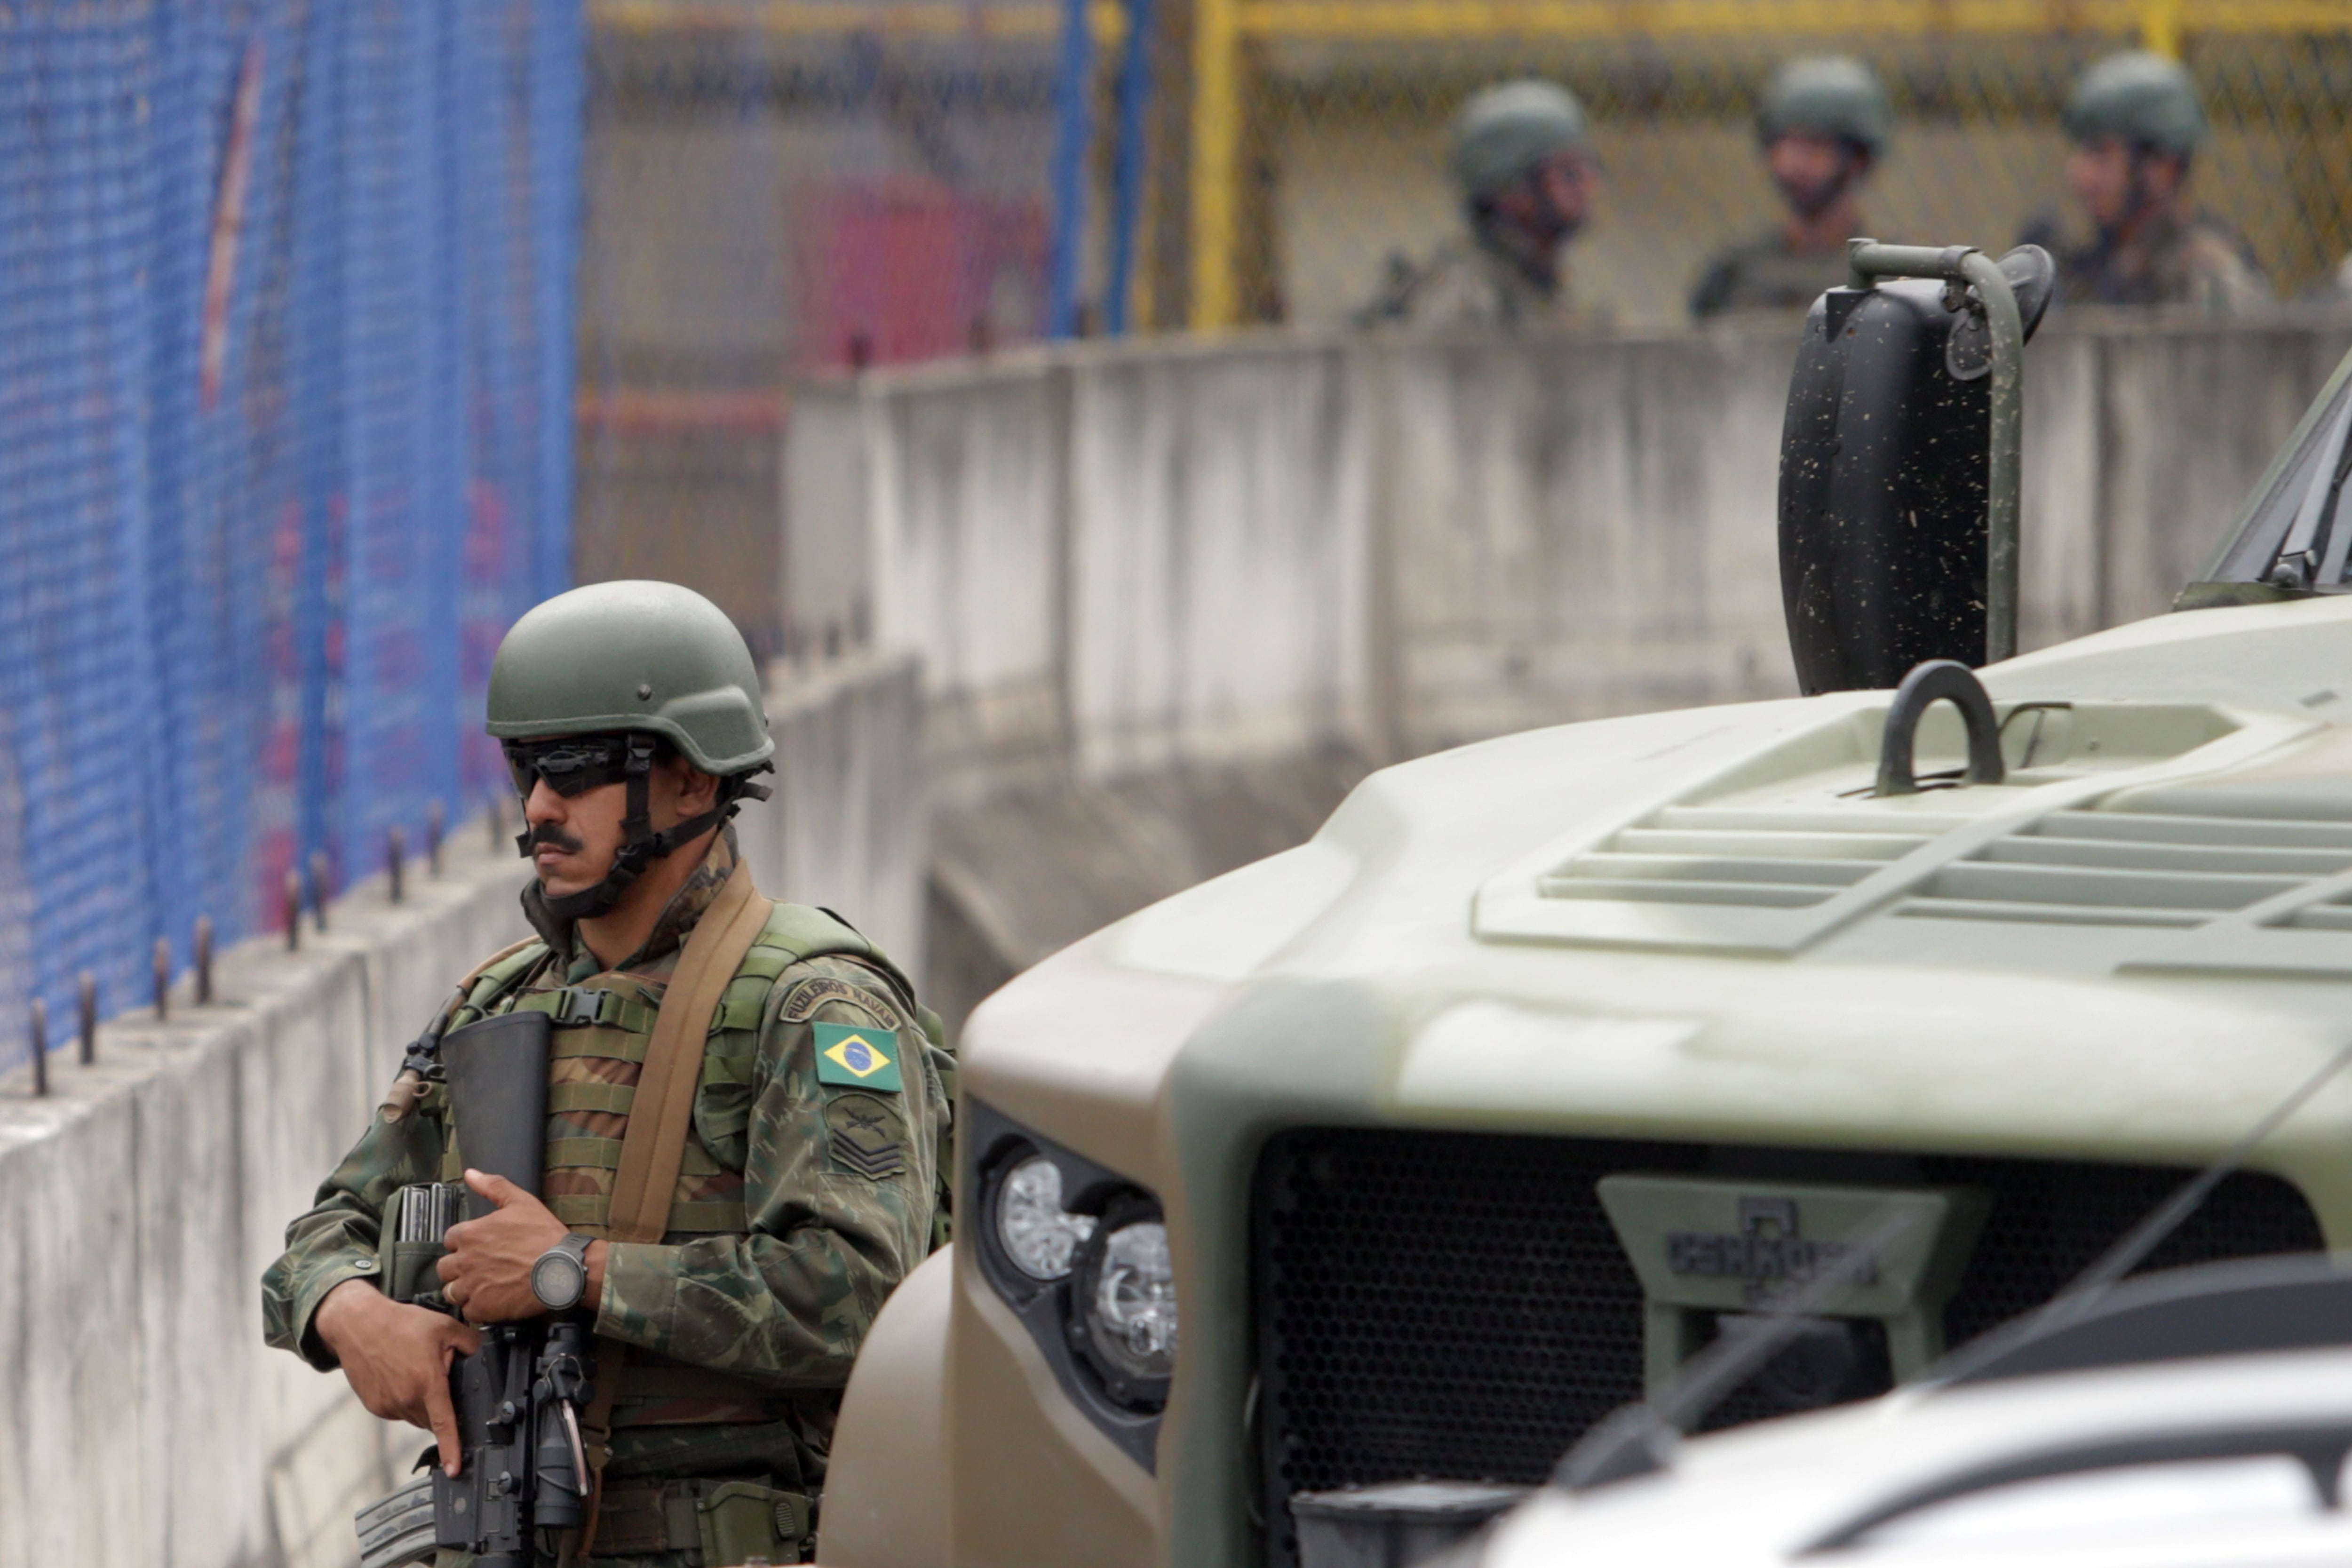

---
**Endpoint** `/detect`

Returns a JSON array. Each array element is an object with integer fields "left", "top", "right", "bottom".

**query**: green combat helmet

[
  {"left": 1757, "top": 55, "right": 1892, "bottom": 158},
  {"left": 2063, "top": 50, "right": 2207, "bottom": 155},
  {"left": 487, "top": 578, "right": 774, "bottom": 918},
  {"left": 1451, "top": 79, "right": 1591, "bottom": 201}
]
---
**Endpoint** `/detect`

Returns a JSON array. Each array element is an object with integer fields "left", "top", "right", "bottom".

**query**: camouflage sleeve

[
  {"left": 260, "top": 1089, "right": 448, "bottom": 1370},
  {"left": 2186, "top": 226, "right": 2274, "bottom": 318},
  {"left": 594, "top": 957, "right": 942, "bottom": 1385}
]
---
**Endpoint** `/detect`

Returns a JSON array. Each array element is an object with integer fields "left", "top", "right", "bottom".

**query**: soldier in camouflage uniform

[
  {"left": 1357, "top": 79, "right": 1599, "bottom": 330},
  {"left": 2018, "top": 51, "right": 2270, "bottom": 315},
  {"left": 1691, "top": 57, "right": 1891, "bottom": 321},
  {"left": 262, "top": 579, "right": 951, "bottom": 1566}
]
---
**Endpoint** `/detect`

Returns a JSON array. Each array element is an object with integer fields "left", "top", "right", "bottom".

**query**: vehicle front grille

[{"left": 1251, "top": 1126, "right": 2321, "bottom": 1557}]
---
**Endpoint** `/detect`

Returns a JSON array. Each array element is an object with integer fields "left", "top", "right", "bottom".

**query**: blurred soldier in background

[
  {"left": 1358, "top": 79, "right": 1598, "bottom": 328},
  {"left": 2020, "top": 51, "right": 2269, "bottom": 314},
  {"left": 1690, "top": 57, "right": 1891, "bottom": 320}
]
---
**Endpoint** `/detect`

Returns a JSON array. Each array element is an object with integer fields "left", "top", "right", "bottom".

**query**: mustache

[{"left": 528, "top": 823, "right": 585, "bottom": 855}]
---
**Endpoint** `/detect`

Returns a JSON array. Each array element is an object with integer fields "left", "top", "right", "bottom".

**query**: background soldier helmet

[
  {"left": 488, "top": 578, "right": 774, "bottom": 917},
  {"left": 1451, "top": 79, "right": 1591, "bottom": 201},
  {"left": 2062, "top": 50, "right": 2207, "bottom": 156},
  {"left": 1757, "top": 55, "right": 1892, "bottom": 158}
]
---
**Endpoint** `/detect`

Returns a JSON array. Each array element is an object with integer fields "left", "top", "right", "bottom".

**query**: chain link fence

[
  {"left": 577, "top": 1, "right": 1074, "bottom": 655},
  {"left": 0, "top": 0, "right": 580, "bottom": 1075},
  {"left": 577, "top": 2, "right": 2352, "bottom": 652},
  {"left": 1238, "top": 9, "right": 2352, "bottom": 330}
]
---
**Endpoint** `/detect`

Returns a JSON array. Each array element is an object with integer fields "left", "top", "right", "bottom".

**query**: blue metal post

[
  {"left": 1106, "top": 0, "right": 1155, "bottom": 334},
  {"left": 1044, "top": 0, "right": 1096, "bottom": 339},
  {"left": 532, "top": 0, "right": 582, "bottom": 604}
]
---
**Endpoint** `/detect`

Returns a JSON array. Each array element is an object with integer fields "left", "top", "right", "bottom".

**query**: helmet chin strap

[{"left": 519, "top": 735, "right": 772, "bottom": 923}]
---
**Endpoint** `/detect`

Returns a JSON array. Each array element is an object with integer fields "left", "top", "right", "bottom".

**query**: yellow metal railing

[
  {"left": 1185, "top": 0, "right": 2352, "bottom": 328},
  {"left": 1191, "top": 0, "right": 1246, "bottom": 339}
]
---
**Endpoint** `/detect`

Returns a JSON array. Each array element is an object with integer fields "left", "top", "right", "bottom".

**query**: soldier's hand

[
  {"left": 314, "top": 1278, "right": 481, "bottom": 1476},
  {"left": 438, "top": 1170, "right": 569, "bottom": 1325}
]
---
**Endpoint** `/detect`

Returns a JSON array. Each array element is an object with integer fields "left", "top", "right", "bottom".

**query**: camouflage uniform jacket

[
  {"left": 2026, "top": 207, "right": 2272, "bottom": 316},
  {"left": 261, "top": 827, "right": 952, "bottom": 1537},
  {"left": 1356, "top": 234, "right": 1589, "bottom": 331},
  {"left": 1689, "top": 230, "right": 1852, "bottom": 320}
]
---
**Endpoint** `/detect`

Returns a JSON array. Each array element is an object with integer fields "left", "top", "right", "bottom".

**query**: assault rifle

[
  {"left": 435, "top": 1010, "right": 595, "bottom": 1566},
  {"left": 356, "top": 1011, "right": 596, "bottom": 1568}
]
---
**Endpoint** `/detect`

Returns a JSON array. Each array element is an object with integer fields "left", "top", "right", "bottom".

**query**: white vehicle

[{"left": 1477, "top": 1258, "right": 2352, "bottom": 1568}]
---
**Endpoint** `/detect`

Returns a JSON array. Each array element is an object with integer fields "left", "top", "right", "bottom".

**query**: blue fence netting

[{"left": 0, "top": 1, "right": 582, "bottom": 1074}]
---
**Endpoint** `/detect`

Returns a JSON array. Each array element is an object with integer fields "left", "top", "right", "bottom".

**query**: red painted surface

[{"left": 804, "top": 178, "right": 1046, "bottom": 368}]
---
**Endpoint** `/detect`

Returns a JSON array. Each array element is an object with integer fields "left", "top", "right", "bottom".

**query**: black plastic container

[{"left": 1779, "top": 277, "right": 1992, "bottom": 694}]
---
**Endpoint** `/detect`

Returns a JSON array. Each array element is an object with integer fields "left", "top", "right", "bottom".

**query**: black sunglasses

[{"left": 502, "top": 735, "right": 642, "bottom": 800}]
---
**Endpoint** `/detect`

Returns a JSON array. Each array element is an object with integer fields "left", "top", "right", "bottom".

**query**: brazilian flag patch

[{"left": 814, "top": 1022, "right": 903, "bottom": 1092}]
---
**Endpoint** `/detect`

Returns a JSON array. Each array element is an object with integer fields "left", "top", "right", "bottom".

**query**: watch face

[{"left": 532, "top": 1248, "right": 587, "bottom": 1311}]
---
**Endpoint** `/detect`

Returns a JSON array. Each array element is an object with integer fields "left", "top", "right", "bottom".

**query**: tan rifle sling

[{"left": 575, "top": 861, "right": 775, "bottom": 1556}]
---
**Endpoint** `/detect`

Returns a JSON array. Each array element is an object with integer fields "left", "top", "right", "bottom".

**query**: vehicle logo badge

[
  {"left": 1664, "top": 1195, "right": 1880, "bottom": 1303},
  {"left": 1599, "top": 1175, "right": 1989, "bottom": 1395}
]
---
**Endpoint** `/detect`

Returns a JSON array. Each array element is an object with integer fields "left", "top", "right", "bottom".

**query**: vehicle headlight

[
  {"left": 971, "top": 1109, "right": 1176, "bottom": 1441},
  {"left": 993, "top": 1153, "right": 1097, "bottom": 1281},
  {"left": 1088, "top": 1220, "right": 1178, "bottom": 1378},
  {"left": 1072, "top": 1196, "right": 1177, "bottom": 1408}
]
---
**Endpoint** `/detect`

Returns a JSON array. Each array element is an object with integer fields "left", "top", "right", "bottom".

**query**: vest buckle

[{"left": 550, "top": 988, "right": 607, "bottom": 1028}]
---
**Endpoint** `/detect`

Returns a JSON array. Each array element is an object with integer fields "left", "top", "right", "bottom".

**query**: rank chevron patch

[{"left": 826, "top": 1093, "right": 907, "bottom": 1180}]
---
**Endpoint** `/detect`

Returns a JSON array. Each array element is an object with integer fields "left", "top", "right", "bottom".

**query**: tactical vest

[{"left": 437, "top": 901, "right": 935, "bottom": 1426}]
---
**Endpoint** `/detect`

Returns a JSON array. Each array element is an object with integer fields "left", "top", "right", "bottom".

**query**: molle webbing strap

[
  {"left": 751, "top": 903, "right": 905, "bottom": 991},
  {"left": 454, "top": 937, "right": 555, "bottom": 1026},
  {"left": 604, "top": 861, "right": 774, "bottom": 1245},
  {"left": 514, "top": 985, "right": 662, "bottom": 1035},
  {"left": 462, "top": 935, "right": 546, "bottom": 997}
]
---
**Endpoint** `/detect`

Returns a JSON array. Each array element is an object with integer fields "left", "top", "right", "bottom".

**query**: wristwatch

[{"left": 531, "top": 1233, "right": 594, "bottom": 1313}]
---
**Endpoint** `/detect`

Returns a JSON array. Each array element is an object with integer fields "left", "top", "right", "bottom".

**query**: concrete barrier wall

[
  {"left": 0, "top": 655, "right": 924, "bottom": 1568},
  {"left": 862, "top": 365, "right": 1068, "bottom": 794},
  {"left": 1069, "top": 343, "right": 1374, "bottom": 777},
  {"left": 0, "top": 830, "right": 532, "bottom": 1568},
  {"left": 1375, "top": 332, "right": 1796, "bottom": 749},
  {"left": 734, "top": 651, "right": 928, "bottom": 976},
  {"left": 787, "top": 319, "right": 2352, "bottom": 772}
]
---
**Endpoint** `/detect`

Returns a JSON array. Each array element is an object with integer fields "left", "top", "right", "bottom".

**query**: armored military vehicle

[{"left": 818, "top": 243, "right": 2352, "bottom": 1568}]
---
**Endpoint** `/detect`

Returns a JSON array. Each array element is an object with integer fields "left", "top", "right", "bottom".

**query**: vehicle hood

[{"left": 969, "top": 596, "right": 2352, "bottom": 1194}]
